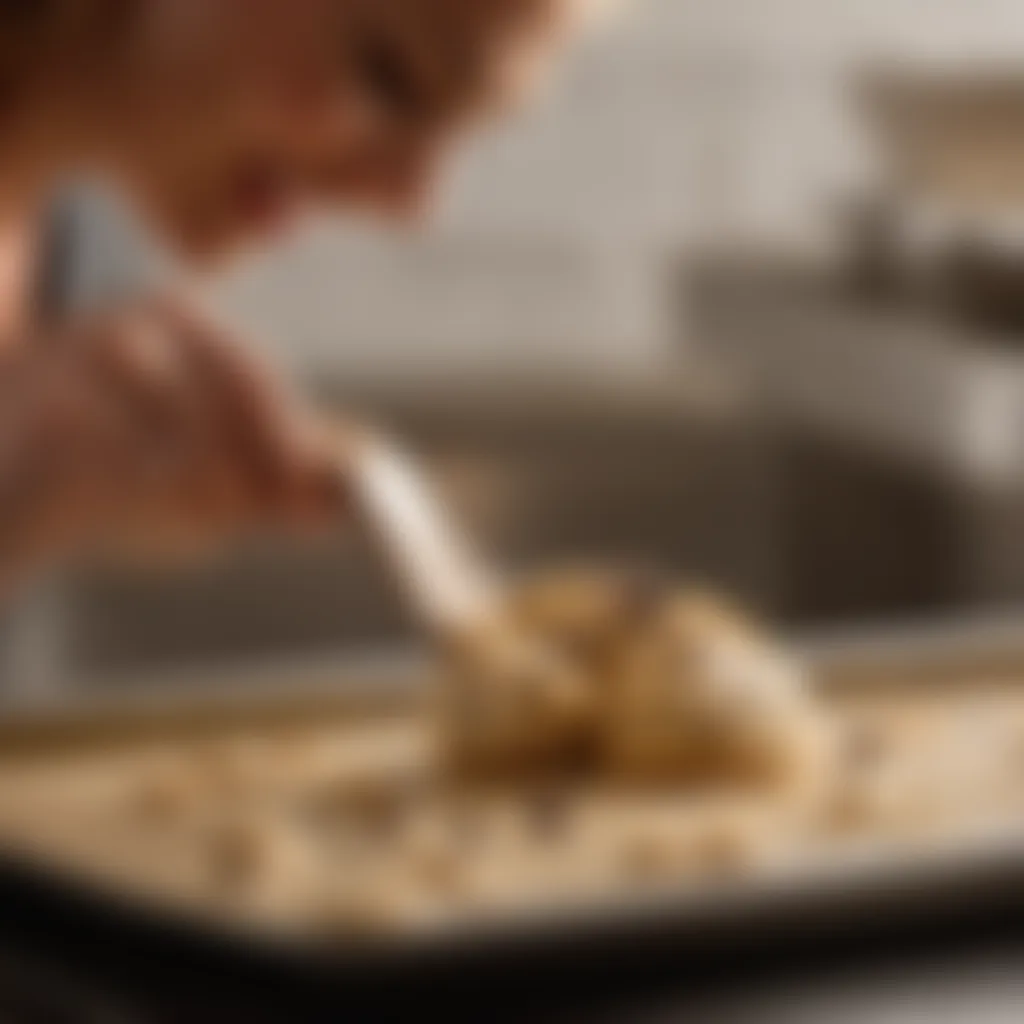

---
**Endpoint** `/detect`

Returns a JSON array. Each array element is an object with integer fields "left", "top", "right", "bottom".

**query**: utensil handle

[{"left": 351, "top": 436, "right": 500, "bottom": 636}]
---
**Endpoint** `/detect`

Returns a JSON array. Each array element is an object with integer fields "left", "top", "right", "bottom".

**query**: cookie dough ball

[
  {"left": 202, "top": 812, "right": 319, "bottom": 922},
  {"left": 507, "top": 568, "right": 659, "bottom": 666},
  {"left": 602, "top": 594, "right": 827, "bottom": 792},
  {"left": 439, "top": 568, "right": 827, "bottom": 794},
  {"left": 439, "top": 622, "right": 595, "bottom": 775},
  {"left": 437, "top": 568, "right": 661, "bottom": 776},
  {"left": 400, "top": 810, "right": 470, "bottom": 894},
  {"left": 126, "top": 756, "right": 205, "bottom": 823}
]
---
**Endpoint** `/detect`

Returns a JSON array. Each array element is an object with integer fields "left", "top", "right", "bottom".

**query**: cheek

[
  {"left": 239, "top": 77, "right": 381, "bottom": 179},
  {"left": 237, "top": 0, "right": 352, "bottom": 129}
]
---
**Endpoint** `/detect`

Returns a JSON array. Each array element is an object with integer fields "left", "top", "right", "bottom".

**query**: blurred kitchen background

[{"left": 10, "top": 0, "right": 1024, "bottom": 693}]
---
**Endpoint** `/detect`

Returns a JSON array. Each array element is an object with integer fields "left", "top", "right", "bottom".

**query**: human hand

[{"left": 0, "top": 296, "right": 347, "bottom": 584}]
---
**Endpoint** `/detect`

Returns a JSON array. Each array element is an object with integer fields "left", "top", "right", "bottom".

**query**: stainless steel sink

[{"left": 14, "top": 376, "right": 780, "bottom": 686}]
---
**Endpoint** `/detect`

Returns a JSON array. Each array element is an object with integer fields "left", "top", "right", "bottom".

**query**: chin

[
  {"left": 173, "top": 214, "right": 305, "bottom": 269},
  {"left": 154, "top": 216, "right": 248, "bottom": 269},
  {"left": 128, "top": 194, "right": 234, "bottom": 268},
  {"left": 136, "top": 181, "right": 306, "bottom": 267}
]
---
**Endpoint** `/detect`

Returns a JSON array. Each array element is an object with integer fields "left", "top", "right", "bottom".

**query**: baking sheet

[{"left": 3, "top": 614, "right": 1024, "bottom": 1009}]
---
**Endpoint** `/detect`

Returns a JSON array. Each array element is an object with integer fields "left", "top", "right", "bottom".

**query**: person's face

[{"left": 110, "top": 0, "right": 587, "bottom": 261}]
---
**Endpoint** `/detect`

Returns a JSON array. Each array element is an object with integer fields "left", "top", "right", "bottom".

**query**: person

[{"left": 0, "top": 0, "right": 597, "bottom": 588}]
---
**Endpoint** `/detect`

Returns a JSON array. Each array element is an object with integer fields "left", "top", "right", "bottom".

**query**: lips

[{"left": 164, "top": 161, "right": 302, "bottom": 263}]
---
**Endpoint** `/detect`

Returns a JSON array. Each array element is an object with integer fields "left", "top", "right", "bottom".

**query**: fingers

[
  {"left": 0, "top": 298, "right": 351, "bottom": 576},
  {"left": 156, "top": 296, "right": 345, "bottom": 527},
  {"left": 161, "top": 300, "right": 300, "bottom": 514}
]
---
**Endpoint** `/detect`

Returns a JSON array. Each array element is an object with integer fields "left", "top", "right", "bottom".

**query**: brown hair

[{"left": 0, "top": 1, "right": 131, "bottom": 106}]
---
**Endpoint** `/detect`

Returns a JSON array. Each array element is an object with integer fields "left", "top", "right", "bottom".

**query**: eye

[{"left": 351, "top": 34, "right": 425, "bottom": 123}]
